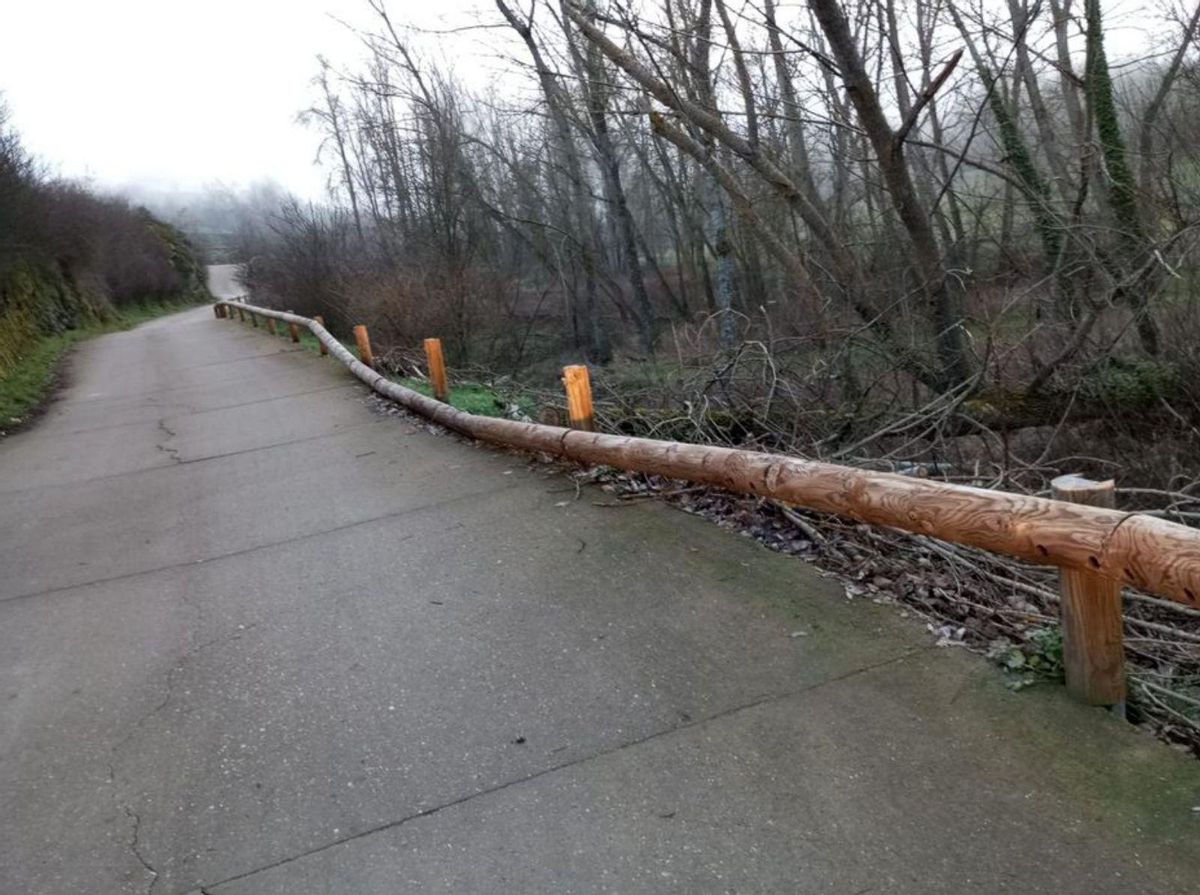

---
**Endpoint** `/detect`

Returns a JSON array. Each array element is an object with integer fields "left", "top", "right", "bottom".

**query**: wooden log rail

[{"left": 214, "top": 299, "right": 1200, "bottom": 613}]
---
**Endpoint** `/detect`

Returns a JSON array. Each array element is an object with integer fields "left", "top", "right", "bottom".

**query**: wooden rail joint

[{"left": 1051, "top": 475, "right": 1125, "bottom": 713}]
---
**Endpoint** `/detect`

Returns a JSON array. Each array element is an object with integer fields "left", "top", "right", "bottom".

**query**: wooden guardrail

[{"left": 217, "top": 298, "right": 1200, "bottom": 710}]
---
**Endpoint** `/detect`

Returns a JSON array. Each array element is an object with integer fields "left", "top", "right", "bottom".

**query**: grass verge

[
  {"left": 249, "top": 317, "right": 537, "bottom": 419},
  {"left": 0, "top": 297, "right": 205, "bottom": 435},
  {"left": 395, "top": 377, "right": 536, "bottom": 418}
]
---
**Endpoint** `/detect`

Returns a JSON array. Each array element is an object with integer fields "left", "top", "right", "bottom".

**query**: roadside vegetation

[
  {"left": 0, "top": 99, "right": 210, "bottom": 433},
  {"left": 0, "top": 298, "right": 205, "bottom": 432},
  {"left": 213, "top": 0, "right": 1200, "bottom": 754},
  {"left": 254, "top": 315, "right": 535, "bottom": 418}
]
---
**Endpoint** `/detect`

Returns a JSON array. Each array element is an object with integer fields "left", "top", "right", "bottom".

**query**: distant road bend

[{"left": 1, "top": 265, "right": 1198, "bottom": 893}]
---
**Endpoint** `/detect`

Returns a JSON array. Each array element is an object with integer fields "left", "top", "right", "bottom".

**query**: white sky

[
  {"left": 0, "top": 0, "right": 493, "bottom": 199},
  {"left": 0, "top": 0, "right": 1168, "bottom": 201}
]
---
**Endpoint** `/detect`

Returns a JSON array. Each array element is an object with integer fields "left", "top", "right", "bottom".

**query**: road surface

[{"left": 2, "top": 281, "right": 1199, "bottom": 893}]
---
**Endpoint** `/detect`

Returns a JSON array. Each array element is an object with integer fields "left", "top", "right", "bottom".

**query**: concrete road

[{"left": 2, "top": 297, "right": 1199, "bottom": 894}]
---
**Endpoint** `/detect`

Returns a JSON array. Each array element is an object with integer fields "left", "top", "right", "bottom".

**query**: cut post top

[{"left": 1051, "top": 473, "right": 1125, "bottom": 711}]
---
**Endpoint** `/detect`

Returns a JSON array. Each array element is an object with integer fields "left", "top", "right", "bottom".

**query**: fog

[
  {"left": 0, "top": 0, "right": 1160, "bottom": 208},
  {"left": 0, "top": 0, "right": 494, "bottom": 200}
]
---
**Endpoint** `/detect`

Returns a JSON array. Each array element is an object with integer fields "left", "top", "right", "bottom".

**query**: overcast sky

[
  {"left": 0, "top": 0, "right": 494, "bottom": 200},
  {"left": 0, "top": 0, "right": 1166, "bottom": 203}
]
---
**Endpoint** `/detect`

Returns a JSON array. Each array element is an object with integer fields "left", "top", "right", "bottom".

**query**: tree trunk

[
  {"left": 808, "top": 0, "right": 973, "bottom": 389},
  {"left": 1084, "top": 0, "right": 1160, "bottom": 355}
]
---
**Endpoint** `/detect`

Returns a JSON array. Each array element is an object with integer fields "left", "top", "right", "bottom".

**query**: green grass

[
  {"left": 252, "top": 315, "right": 327, "bottom": 355},
  {"left": 0, "top": 297, "right": 204, "bottom": 433},
  {"left": 115, "top": 297, "right": 206, "bottom": 328},
  {"left": 282, "top": 326, "right": 325, "bottom": 355},
  {"left": 396, "top": 377, "right": 535, "bottom": 418},
  {"left": 242, "top": 314, "right": 539, "bottom": 419}
]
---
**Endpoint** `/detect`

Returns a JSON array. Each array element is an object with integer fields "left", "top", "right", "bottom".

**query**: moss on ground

[{"left": 0, "top": 297, "right": 205, "bottom": 433}]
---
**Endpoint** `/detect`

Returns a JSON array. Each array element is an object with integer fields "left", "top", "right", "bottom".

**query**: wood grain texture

[
  {"left": 424, "top": 338, "right": 449, "bottom": 402},
  {"left": 216, "top": 300, "right": 1200, "bottom": 609},
  {"left": 562, "top": 365, "right": 594, "bottom": 431},
  {"left": 353, "top": 325, "right": 374, "bottom": 369},
  {"left": 1051, "top": 476, "right": 1125, "bottom": 706}
]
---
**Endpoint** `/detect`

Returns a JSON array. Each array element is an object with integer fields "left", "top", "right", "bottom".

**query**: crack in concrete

[
  {"left": 192, "top": 648, "right": 923, "bottom": 894},
  {"left": 105, "top": 751, "right": 160, "bottom": 895},
  {"left": 0, "top": 483, "right": 515, "bottom": 609},
  {"left": 170, "top": 382, "right": 362, "bottom": 418},
  {"left": 0, "top": 420, "right": 385, "bottom": 498},
  {"left": 177, "top": 349, "right": 313, "bottom": 372},
  {"left": 156, "top": 419, "right": 182, "bottom": 464},
  {"left": 99, "top": 485, "right": 264, "bottom": 895},
  {"left": 10, "top": 408, "right": 194, "bottom": 441},
  {"left": 107, "top": 614, "right": 262, "bottom": 895},
  {"left": 15, "top": 380, "right": 356, "bottom": 440},
  {"left": 59, "top": 354, "right": 329, "bottom": 409},
  {"left": 123, "top": 805, "right": 160, "bottom": 895}
]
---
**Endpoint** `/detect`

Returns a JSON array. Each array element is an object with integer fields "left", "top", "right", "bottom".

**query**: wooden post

[
  {"left": 213, "top": 305, "right": 223, "bottom": 319},
  {"left": 250, "top": 312, "right": 258, "bottom": 328},
  {"left": 237, "top": 307, "right": 245, "bottom": 323},
  {"left": 1051, "top": 475, "right": 1125, "bottom": 713},
  {"left": 562, "top": 365, "right": 595, "bottom": 431},
  {"left": 424, "top": 338, "right": 449, "bottom": 402},
  {"left": 266, "top": 317, "right": 277, "bottom": 335},
  {"left": 314, "top": 315, "right": 328, "bottom": 356},
  {"left": 353, "top": 324, "right": 374, "bottom": 368},
  {"left": 288, "top": 322, "right": 300, "bottom": 343}
]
